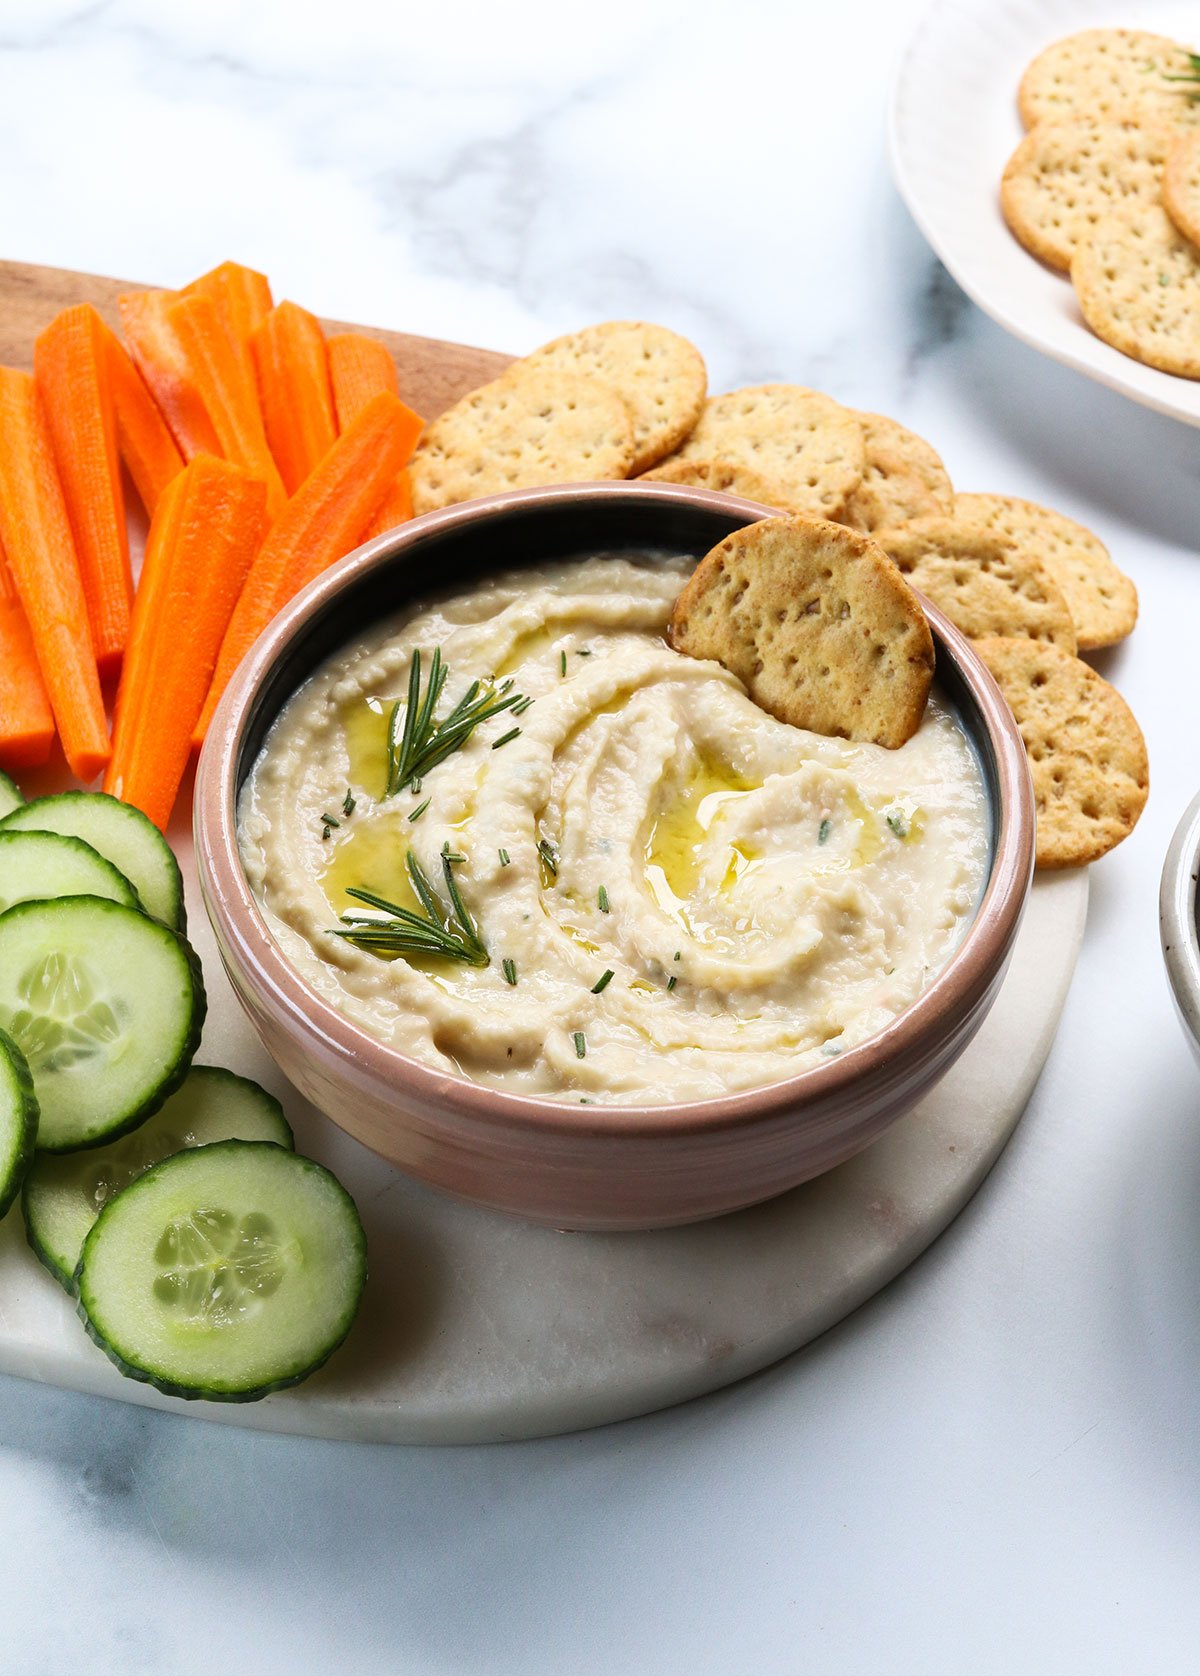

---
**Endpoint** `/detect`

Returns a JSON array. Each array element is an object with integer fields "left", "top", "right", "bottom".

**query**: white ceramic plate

[{"left": 890, "top": 0, "right": 1200, "bottom": 427}]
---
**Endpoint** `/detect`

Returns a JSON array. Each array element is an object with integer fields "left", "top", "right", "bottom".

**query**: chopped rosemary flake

[
  {"left": 667, "top": 975, "right": 677, "bottom": 992},
  {"left": 511, "top": 695, "right": 534, "bottom": 716},
  {"left": 818, "top": 818, "right": 831, "bottom": 845},
  {"left": 342, "top": 789, "right": 356, "bottom": 817},
  {"left": 408, "top": 798, "right": 430, "bottom": 822},
  {"left": 560, "top": 650, "right": 568, "bottom": 677},
  {"left": 502, "top": 957, "right": 517, "bottom": 985},
  {"left": 576, "top": 647, "right": 592, "bottom": 657},
  {"left": 385, "top": 646, "right": 526, "bottom": 795},
  {"left": 673, "top": 950, "right": 681, "bottom": 961},
  {"left": 491, "top": 726, "right": 521, "bottom": 750},
  {"left": 886, "top": 812, "right": 909, "bottom": 840},
  {"left": 441, "top": 842, "right": 466, "bottom": 862},
  {"left": 573, "top": 1031, "right": 587, "bottom": 1059},
  {"left": 330, "top": 849, "right": 488, "bottom": 966},
  {"left": 498, "top": 848, "right": 511, "bottom": 867},
  {"left": 320, "top": 813, "right": 340, "bottom": 830},
  {"left": 597, "top": 885, "right": 610, "bottom": 913},
  {"left": 537, "top": 838, "right": 559, "bottom": 878},
  {"left": 591, "top": 968, "right": 614, "bottom": 994}
]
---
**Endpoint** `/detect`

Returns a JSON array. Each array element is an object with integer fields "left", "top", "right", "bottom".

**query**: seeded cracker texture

[
  {"left": 1070, "top": 203, "right": 1200, "bottom": 379},
  {"left": 974, "top": 637, "right": 1148, "bottom": 869},
  {"left": 656, "top": 385, "right": 866, "bottom": 521},
  {"left": 1001, "top": 116, "right": 1172, "bottom": 274},
  {"left": 1017, "top": 30, "right": 1200, "bottom": 131},
  {"left": 668, "top": 515, "right": 934, "bottom": 750},
  {"left": 1164, "top": 129, "right": 1200, "bottom": 247},
  {"left": 408, "top": 370, "right": 635, "bottom": 514},
  {"left": 839, "top": 411, "right": 953, "bottom": 532},
  {"left": 510, "top": 322, "right": 707, "bottom": 475},
  {"left": 876, "top": 516, "right": 1077, "bottom": 653},
  {"left": 954, "top": 493, "right": 1137, "bottom": 650},
  {"left": 638, "top": 455, "right": 805, "bottom": 511}
]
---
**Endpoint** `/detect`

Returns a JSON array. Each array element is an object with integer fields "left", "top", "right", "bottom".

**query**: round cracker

[
  {"left": 839, "top": 411, "right": 953, "bottom": 532},
  {"left": 1071, "top": 203, "right": 1200, "bottom": 379},
  {"left": 663, "top": 385, "right": 866, "bottom": 521},
  {"left": 1164, "top": 128, "right": 1200, "bottom": 246},
  {"left": 1001, "top": 115, "right": 1171, "bottom": 273},
  {"left": 1018, "top": 30, "right": 1200, "bottom": 130},
  {"left": 511, "top": 321, "right": 706, "bottom": 474},
  {"left": 974, "top": 636, "right": 1148, "bottom": 868},
  {"left": 876, "top": 517, "right": 1077, "bottom": 653},
  {"left": 638, "top": 455, "right": 801, "bottom": 510},
  {"left": 409, "top": 371, "right": 636, "bottom": 513},
  {"left": 955, "top": 492, "right": 1137, "bottom": 650},
  {"left": 667, "top": 515, "right": 934, "bottom": 750}
]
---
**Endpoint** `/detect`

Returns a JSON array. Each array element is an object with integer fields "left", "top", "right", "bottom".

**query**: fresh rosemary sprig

[
  {"left": 384, "top": 647, "right": 525, "bottom": 796},
  {"left": 331, "top": 848, "right": 488, "bottom": 966}
]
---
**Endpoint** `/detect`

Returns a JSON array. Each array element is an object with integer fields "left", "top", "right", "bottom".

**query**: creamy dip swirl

[{"left": 238, "top": 552, "right": 990, "bottom": 1104}]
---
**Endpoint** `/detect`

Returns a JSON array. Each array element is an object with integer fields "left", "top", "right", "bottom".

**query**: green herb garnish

[
  {"left": 408, "top": 798, "right": 430, "bottom": 822},
  {"left": 385, "top": 647, "right": 526, "bottom": 796},
  {"left": 818, "top": 818, "right": 831, "bottom": 845},
  {"left": 342, "top": 789, "right": 356, "bottom": 817},
  {"left": 886, "top": 812, "right": 909, "bottom": 840},
  {"left": 502, "top": 957, "right": 517, "bottom": 985},
  {"left": 560, "top": 650, "right": 568, "bottom": 677},
  {"left": 576, "top": 647, "right": 592, "bottom": 657},
  {"left": 331, "top": 848, "right": 488, "bottom": 966},
  {"left": 591, "top": 969, "right": 614, "bottom": 994},
  {"left": 320, "top": 813, "right": 340, "bottom": 841},
  {"left": 1162, "top": 50, "right": 1200, "bottom": 88},
  {"left": 673, "top": 950, "right": 681, "bottom": 962},
  {"left": 511, "top": 696, "right": 534, "bottom": 716},
  {"left": 667, "top": 975, "right": 677, "bottom": 992},
  {"left": 573, "top": 1031, "right": 587, "bottom": 1059},
  {"left": 537, "top": 838, "right": 559, "bottom": 878},
  {"left": 491, "top": 727, "right": 521, "bottom": 751},
  {"left": 498, "top": 848, "right": 511, "bottom": 867},
  {"left": 597, "top": 885, "right": 610, "bottom": 913}
]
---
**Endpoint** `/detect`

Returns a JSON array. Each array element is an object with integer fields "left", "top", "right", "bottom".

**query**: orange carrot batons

[
  {"left": 164, "top": 292, "right": 286, "bottom": 517},
  {"left": 119, "top": 289, "right": 220, "bottom": 460},
  {"left": 251, "top": 302, "right": 337, "bottom": 495},
  {"left": 0, "top": 537, "right": 54, "bottom": 771},
  {"left": 106, "top": 456, "right": 267, "bottom": 829},
  {"left": 181, "top": 262, "right": 274, "bottom": 353},
  {"left": 367, "top": 471, "right": 414, "bottom": 538},
  {"left": 101, "top": 320, "right": 184, "bottom": 517},
  {"left": 193, "top": 391, "right": 413, "bottom": 747},
  {"left": 34, "top": 304, "right": 133, "bottom": 679},
  {"left": 328, "top": 331, "right": 398, "bottom": 424},
  {"left": 0, "top": 369, "right": 109, "bottom": 781}
]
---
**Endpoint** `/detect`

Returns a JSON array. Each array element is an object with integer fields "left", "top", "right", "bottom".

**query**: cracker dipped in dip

[{"left": 238, "top": 551, "right": 990, "bottom": 1104}]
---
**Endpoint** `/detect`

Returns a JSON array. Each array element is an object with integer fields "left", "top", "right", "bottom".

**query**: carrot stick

[
  {"left": 0, "top": 369, "right": 109, "bottom": 781},
  {"left": 251, "top": 302, "right": 337, "bottom": 495},
  {"left": 106, "top": 455, "right": 267, "bottom": 828},
  {"left": 181, "top": 262, "right": 274, "bottom": 353},
  {"left": 0, "top": 536, "right": 54, "bottom": 771},
  {"left": 366, "top": 470, "right": 414, "bottom": 538},
  {"left": 164, "top": 292, "right": 285, "bottom": 516},
  {"left": 120, "top": 289, "right": 221, "bottom": 460},
  {"left": 34, "top": 304, "right": 133, "bottom": 680},
  {"left": 101, "top": 318, "right": 184, "bottom": 517},
  {"left": 327, "top": 332, "right": 422, "bottom": 538},
  {"left": 193, "top": 391, "right": 413, "bottom": 746},
  {"left": 328, "top": 332, "right": 399, "bottom": 424}
]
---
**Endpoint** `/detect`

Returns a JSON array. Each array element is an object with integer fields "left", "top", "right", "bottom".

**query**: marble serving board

[{"left": 0, "top": 261, "right": 1089, "bottom": 1444}]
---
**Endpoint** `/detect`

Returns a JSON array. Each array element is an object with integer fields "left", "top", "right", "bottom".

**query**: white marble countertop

[{"left": 3, "top": 1, "right": 1199, "bottom": 1670}]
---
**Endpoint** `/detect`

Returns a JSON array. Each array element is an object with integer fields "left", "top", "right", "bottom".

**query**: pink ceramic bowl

[{"left": 195, "top": 483, "right": 1034, "bottom": 1231}]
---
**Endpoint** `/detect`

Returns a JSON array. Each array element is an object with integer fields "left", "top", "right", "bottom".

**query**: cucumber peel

[
  {"left": 0, "top": 1027, "right": 38, "bottom": 1221},
  {"left": 0, "top": 772, "right": 23, "bottom": 822}
]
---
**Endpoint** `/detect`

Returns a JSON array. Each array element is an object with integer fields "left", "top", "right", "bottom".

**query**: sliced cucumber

[
  {"left": 77, "top": 1140, "right": 367, "bottom": 1402},
  {"left": 0, "top": 897, "right": 205, "bottom": 1152},
  {"left": 0, "top": 772, "right": 23, "bottom": 821},
  {"left": 0, "top": 1028, "right": 38, "bottom": 1220},
  {"left": 0, "top": 830, "right": 141, "bottom": 915},
  {"left": 23, "top": 1066, "right": 293, "bottom": 1291},
  {"left": 0, "top": 793, "right": 185, "bottom": 930}
]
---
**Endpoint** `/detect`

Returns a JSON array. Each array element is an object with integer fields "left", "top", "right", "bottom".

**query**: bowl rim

[
  {"left": 194, "top": 480, "right": 1035, "bottom": 1139},
  {"left": 1160, "top": 786, "right": 1200, "bottom": 1040}
]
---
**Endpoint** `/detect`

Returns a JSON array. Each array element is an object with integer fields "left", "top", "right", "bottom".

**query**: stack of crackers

[
  {"left": 1001, "top": 27, "right": 1200, "bottom": 377},
  {"left": 408, "top": 322, "right": 1147, "bottom": 870}
]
